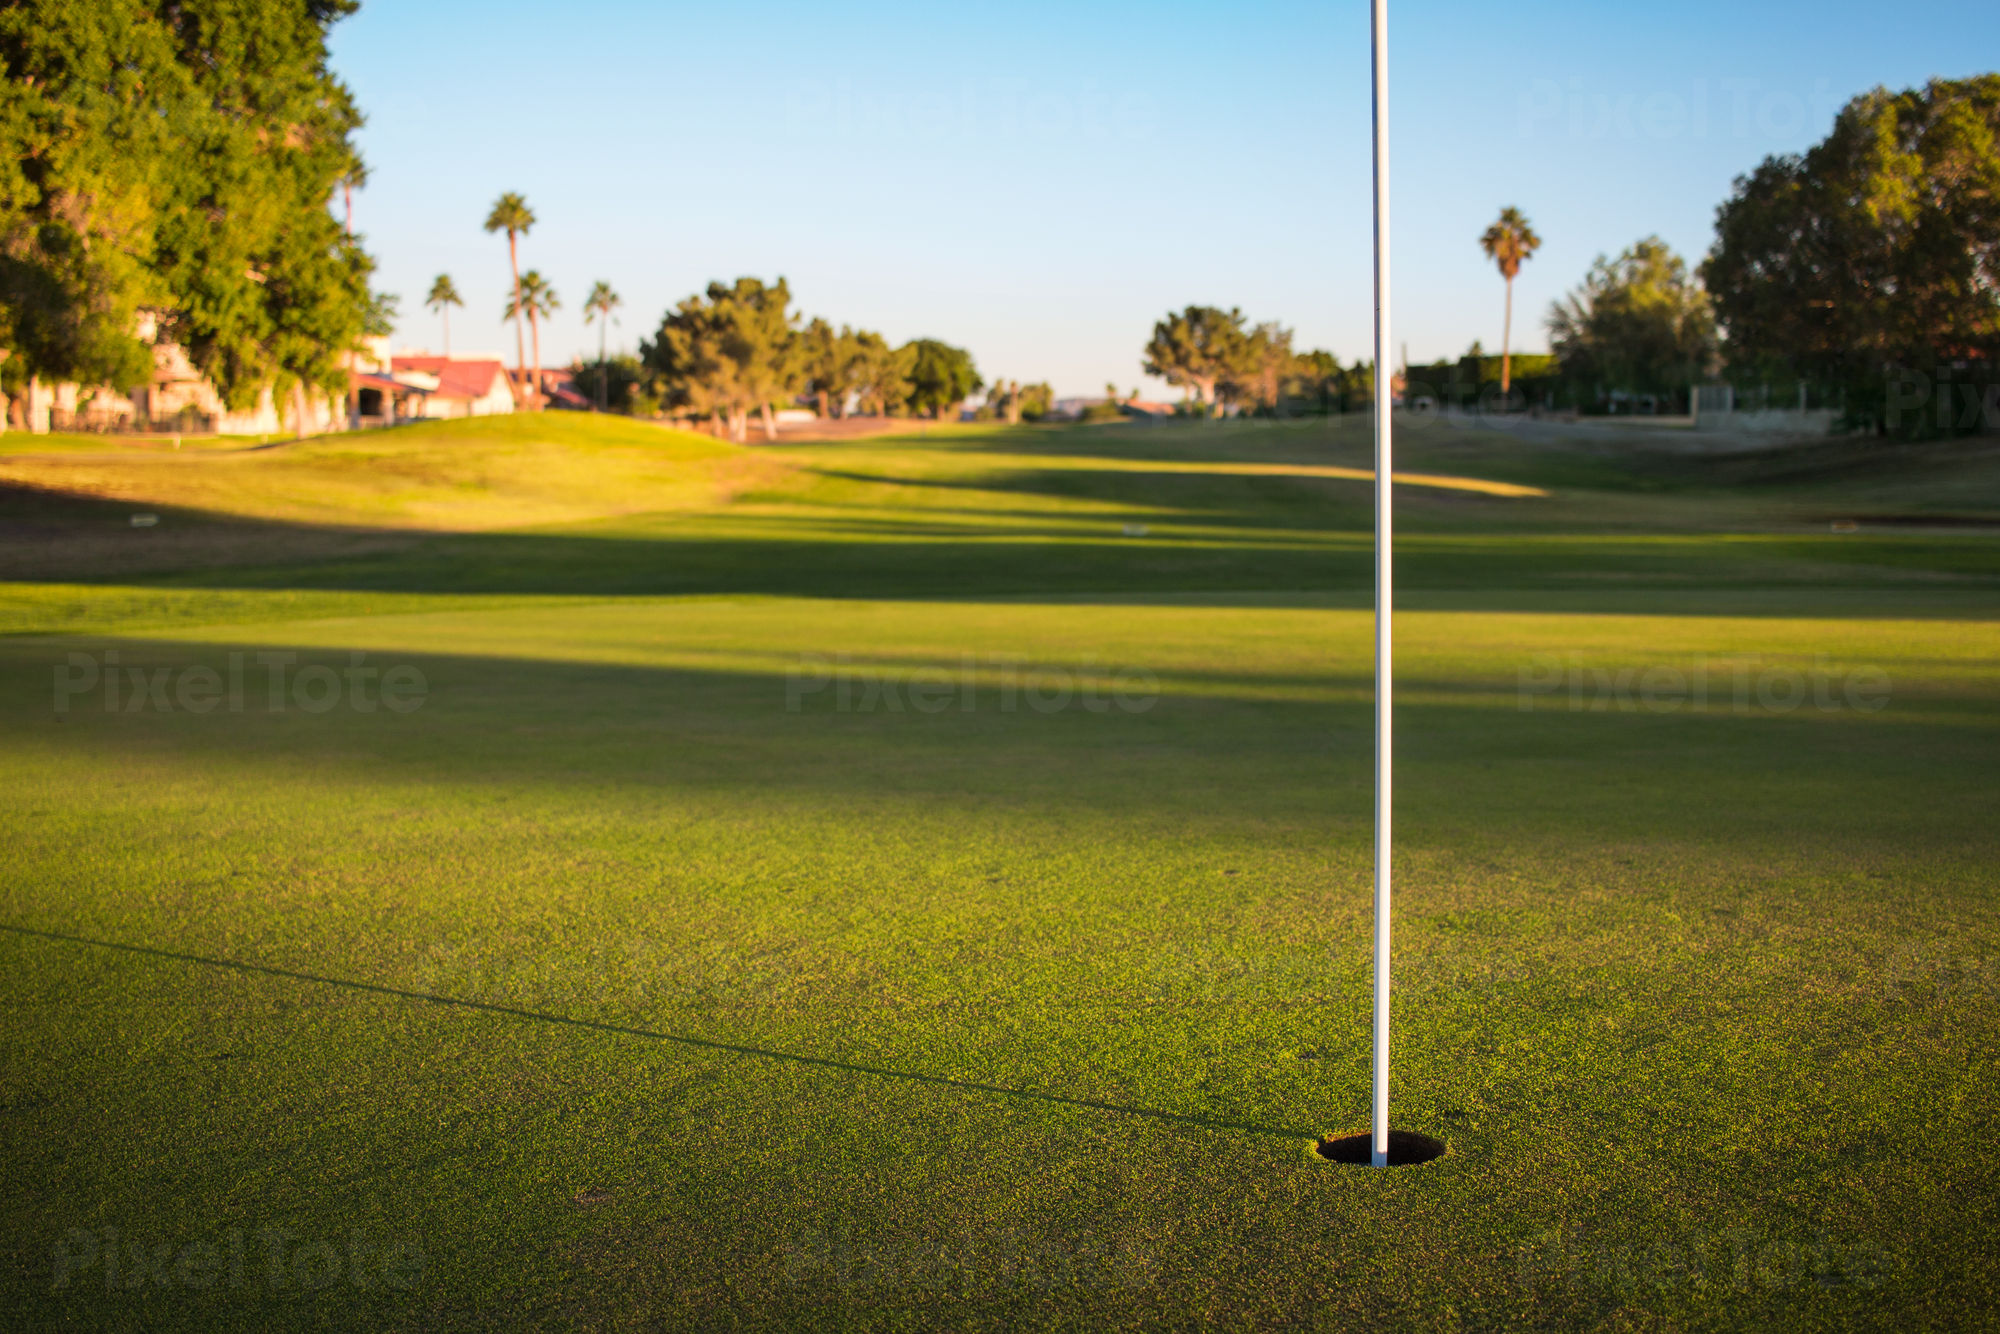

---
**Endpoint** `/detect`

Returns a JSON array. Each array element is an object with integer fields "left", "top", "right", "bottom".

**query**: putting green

[{"left": 1, "top": 415, "right": 1995, "bottom": 1328}]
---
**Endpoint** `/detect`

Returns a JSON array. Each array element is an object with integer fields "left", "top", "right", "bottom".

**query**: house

[
  {"left": 137, "top": 333, "right": 342, "bottom": 434},
  {"left": 0, "top": 323, "right": 525, "bottom": 436},
  {"left": 343, "top": 338, "right": 518, "bottom": 425},
  {"left": 5, "top": 316, "right": 344, "bottom": 436},
  {"left": 385, "top": 355, "right": 517, "bottom": 419}
]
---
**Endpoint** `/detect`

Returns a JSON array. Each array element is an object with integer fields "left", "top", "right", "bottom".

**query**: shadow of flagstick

[{"left": 1, "top": 921, "right": 1320, "bottom": 1142}]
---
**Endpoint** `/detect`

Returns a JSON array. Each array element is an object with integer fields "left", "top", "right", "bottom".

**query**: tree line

[
  {"left": 1152, "top": 77, "right": 1996, "bottom": 436},
  {"left": 589, "top": 277, "right": 982, "bottom": 440},
  {"left": 413, "top": 78, "right": 2000, "bottom": 441},
  {"left": 0, "top": 0, "right": 373, "bottom": 429},
  {"left": 1467, "top": 77, "right": 1997, "bottom": 432},
  {"left": 420, "top": 252, "right": 993, "bottom": 434},
  {"left": 1705, "top": 75, "right": 2000, "bottom": 434},
  {"left": 1405, "top": 224, "right": 1712, "bottom": 417},
  {"left": 1141, "top": 307, "right": 1373, "bottom": 418}
]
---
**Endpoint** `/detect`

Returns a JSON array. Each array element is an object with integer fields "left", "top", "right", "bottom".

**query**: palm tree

[
  {"left": 339, "top": 162, "right": 367, "bottom": 235},
  {"left": 583, "top": 281, "right": 622, "bottom": 410},
  {"left": 505, "top": 271, "right": 559, "bottom": 409},
  {"left": 1479, "top": 207, "right": 1542, "bottom": 397},
  {"left": 482, "top": 193, "right": 536, "bottom": 401},
  {"left": 425, "top": 275, "right": 463, "bottom": 357}
]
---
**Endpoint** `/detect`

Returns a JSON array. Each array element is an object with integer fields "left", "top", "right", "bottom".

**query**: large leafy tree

[
  {"left": 1703, "top": 77, "right": 2000, "bottom": 433},
  {"left": 148, "top": 0, "right": 373, "bottom": 413},
  {"left": 799, "top": 318, "right": 887, "bottom": 420},
  {"left": 0, "top": 0, "right": 372, "bottom": 424},
  {"left": 729, "top": 278, "right": 799, "bottom": 439},
  {"left": 1014, "top": 381, "right": 1053, "bottom": 422},
  {"left": 645, "top": 277, "right": 800, "bottom": 442},
  {"left": 986, "top": 378, "right": 1037, "bottom": 425},
  {"left": 363, "top": 290, "right": 398, "bottom": 338},
  {"left": 483, "top": 192, "right": 534, "bottom": 395},
  {"left": 645, "top": 292, "right": 735, "bottom": 436},
  {"left": 848, "top": 331, "right": 912, "bottom": 418},
  {"left": 902, "top": 338, "right": 980, "bottom": 419},
  {"left": 1289, "top": 349, "right": 1351, "bottom": 414},
  {"left": 1548, "top": 237, "right": 1716, "bottom": 406},
  {"left": 1225, "top": 321, "right": 1294, "bottom": 414},
  {"left": 832, "top": 326, "right": 887, "bottom": 419},
  {"left": 797, "top": 317, "right": 842, "bottom": 418},
  {"left": 1479, "top": 206, "right": 1542, "bottom": 395},
  {"left": 567, "top": 353, "right": 647, "bottom": 415},
  {"left": 505, "top": 270, "right": 558, "bottom": 408},
  {"left": 1142, "top": 306, "right": 1248, "bottom": 416},
  {"left": 0, "top": 0, "right": 169, "bottom": 411}
]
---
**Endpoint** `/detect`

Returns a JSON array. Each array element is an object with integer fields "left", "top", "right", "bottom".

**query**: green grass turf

[{"left": 1, "top": 413, "right": 1997, "bottom": 1329}]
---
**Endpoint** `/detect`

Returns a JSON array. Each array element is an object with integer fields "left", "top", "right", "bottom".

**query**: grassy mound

[{"left": 0, "top": 414, "right": 749, "bottom": 534}]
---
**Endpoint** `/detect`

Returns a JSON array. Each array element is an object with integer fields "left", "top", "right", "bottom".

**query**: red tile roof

[{"left": 390, "top": 357, "right": 510, "bottom": 401}]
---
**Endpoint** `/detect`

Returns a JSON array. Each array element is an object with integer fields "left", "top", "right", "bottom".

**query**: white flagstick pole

[{"left": 1368, "top": 0, "right": 1394, "bottom": 1170}]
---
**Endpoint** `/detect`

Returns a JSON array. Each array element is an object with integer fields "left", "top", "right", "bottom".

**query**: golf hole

[{"left": 1314, "top": 1130, "right": 1446, "bottom": 1166}]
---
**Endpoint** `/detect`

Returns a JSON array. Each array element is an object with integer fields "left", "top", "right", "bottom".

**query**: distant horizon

[{"left": 331, "top": 0, "right": 1997, "bottom": 398}]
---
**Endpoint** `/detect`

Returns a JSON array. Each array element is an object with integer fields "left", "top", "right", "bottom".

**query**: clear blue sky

[{"left": 330, "top": 0, "right": 1998, "bottom": 397}]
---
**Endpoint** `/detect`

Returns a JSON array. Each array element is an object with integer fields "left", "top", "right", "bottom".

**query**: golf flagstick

[{"left": 1369, "top": 0, "right": 1393, "bottom": 1170}]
